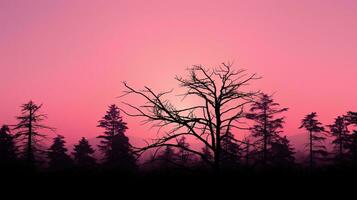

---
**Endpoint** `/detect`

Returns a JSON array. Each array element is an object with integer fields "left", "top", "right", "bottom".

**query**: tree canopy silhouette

[
  {"left": 47, "top": 135, "right": 72, "bottom": 170},
  {"left": 329, "top": 116, "right": 351, "bottom": 162},
  {"left": 121, "top": 63, "right": 259, "bottom": 173},
  {"left": 0, "top": 125, "right": 18, "bottom": 164},
  {"left": 73, "top": 137, "right": 96, "bottom": 168},
  {"left": 299, "top": 112, "right": 328, "bottom": 168},
  {"left": 247, "top": 93, "right": 288, "bottom": 166},
  {"left": 13, "top": 101, "right": 54, "bottom": 165},
  {"left": 97, "top": 104, "right": 136, "bottom": 170}
]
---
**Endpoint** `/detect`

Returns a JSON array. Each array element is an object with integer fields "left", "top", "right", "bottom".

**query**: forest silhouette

[{"left": 1, "top": 63, "right": 357, "bottom": 181}]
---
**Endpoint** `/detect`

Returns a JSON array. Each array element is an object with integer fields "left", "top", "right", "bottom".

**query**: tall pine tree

[
  {"left": 299, "top": 112, "right": 328, "bottom": 168},
  {"left": 13, "top": 101, "right": 53, "bottom": 165},
  {"left": 247, "top": 93, "right": 288, "bottom": 166},
  {"left": 97, "top": 104, "right": 136, "bottom": 170},
  {"left": 329, "top": 116, "right": 351, "bottom": 162}
]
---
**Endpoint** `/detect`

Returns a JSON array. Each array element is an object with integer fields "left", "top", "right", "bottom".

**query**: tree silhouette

[
  {"left": 156, "top": 145, "right": 177, "bottom": 169},
  {"left": 220, "top": 132, "right": 241, "bottom": 169},
  {"left": 347, "top": 112, "right": 357, "bottom": 124},
  {"left": 270, "top": 136, "right": 295, "bottom": 167},
  {"left": 72, "top": 137, "right": 96, "bottom": 168},
  {"left": 328, "top": 116, "right": 351, "bottom": 162},
  {"left": 13, "top": 101, "right": 54, "bottom": 165},
  {"left": 200, "top": 145, "right": 213, "bottom": 168},
  {"left": 121, "top": 63, "right": 259, "bottom": 173},
  {"left": 247, "top": 93, "right": 288, "bottom": 166},
  {"left": 176, "top": 136, "right": 194, "bottom": 166},
  {"left": 47, "top": 135, "right": 72, "bottom": 170},
  {"left": 299, "top": 112, "right": 327, "bottom": 168},
  {"left": 97, "top": 104, "right": 136, "bottom": 170},
  {"left": 349, "top": 131, "right": 357, "bottom": 163},
  {"left": 0, "top": 125, "right": 18, "bottom": 164}
]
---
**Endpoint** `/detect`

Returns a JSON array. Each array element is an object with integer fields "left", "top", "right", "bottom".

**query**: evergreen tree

[
  {"left": 13, "top": 101, "right": 53, "bottom": 165},
  {"left": 349, "top": 131, "right": 357, "bottom": 163},
  {"left": 270, "top": 136, "right": 295, "bottom": 167},
  {"left": 200, "top": 145, "right": 213, "bottom": 168},
  {"left": 72, "top": 137, "right": 96, "bottom": 168},
  {"left": 176, "top": 136, "right": 193, "bottom": 166},
  {"left": 97, "top": 104, "right": 136, "bottom": 169},
  {"left": 220, "top": 132, "right": 241, "bottom": 168},
  {"left": 0, "top": 125, "right": 17, "bottom": 164},
  {"left": 299, "top": 112, "right": 328, "bottom": 168},
  {"left": 157, "top": 146, "right": 177, "bottom": 169},
  {"left": 328, "top": 116, "right": 351, "bottom": 162},
  {"left": 47, "top": 135, "right": 72, "bottom": 170},
  {"left": 247, "top": 93, "right": 288, "bottom": 166}
]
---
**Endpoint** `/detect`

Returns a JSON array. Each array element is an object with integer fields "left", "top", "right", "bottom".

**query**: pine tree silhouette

[
  {"left": 299, "top": 112, "right": 328, "bottom": 168},
  {"left": 0, "top": 125, "right": 18, "bottom": 164},
  {"left": 247, "top": 93, "right": 288, "bottom": 166},
  {"left": 176, "top": 136, "right": 194, "bottom": 166},
  {"left": 13, "top": 101, "right": 53, "bottom": 165},
  {"left": 47, "top": 135, "right": 72, "bottom": 170},
  {"left": 72, "top": 137, "right": 96, "bottom": 168},
  {"left": 329, "top": 116, "right": 351, "bottom": 163},
  {"left": 157, "top": 146, "right": 177, "bottom": 169},
  {"left": 200, "top": 145, "right": 213, "bottom": 169},
  {"left": 270, "top": 136, "right": 295, "bottom": 167},
  {"left": 220, "top": 132, "right": 241, "bottom": 169},
  {"left": 97, "top": 104, "right": 136, "bottom": 170},
  {"left": 349, "top": 131, "right": 357, "bottom": 163}
]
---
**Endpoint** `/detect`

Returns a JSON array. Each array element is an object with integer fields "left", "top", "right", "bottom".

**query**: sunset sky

[{"left": 1, "top": 0, "right": 357, "bottom": 148}]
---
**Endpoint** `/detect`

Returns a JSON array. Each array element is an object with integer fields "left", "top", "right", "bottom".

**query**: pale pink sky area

[{"left": 1, "top": 0, "right": 357, "bottom": 148}]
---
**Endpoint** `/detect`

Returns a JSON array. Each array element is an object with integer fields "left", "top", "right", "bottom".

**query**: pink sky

[{"left": 1, "top": 0, "right": 357, "bottom": 147}]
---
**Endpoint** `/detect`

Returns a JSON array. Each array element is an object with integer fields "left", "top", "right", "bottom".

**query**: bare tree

[{"left": 120, "top": 63, "right": 259, "bottom": 173}]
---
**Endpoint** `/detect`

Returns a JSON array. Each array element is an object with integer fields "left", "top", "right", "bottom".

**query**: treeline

[
  {"left": 1, "top": 64, "right": 357, "bottom": 176},
  {"left": 1, "top": 99, "right": 356, "bottom": 175},
  {"left": 0, "top": 101, "right": 137, "bottom": 173}
]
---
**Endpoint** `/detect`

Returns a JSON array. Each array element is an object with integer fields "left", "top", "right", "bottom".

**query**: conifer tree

[
  {"left": 13, "top": 101, "right": 53, "bottom": 165},
  {"left": 0, "top": 125, "right": 17, "bottom": 164},
  {"left": 299, "top": 112, "right": 328, "bottom": 168},
  {"left": 72, "top": 137, "right": 96, "bottom": 168},
  {"left": 176, "top": 136, "right": 193, "bottom": 166},
  {"left": 270, "top": 136, "right": 295, "bottom": 167},
  {"left": 220, "top": 132, "right": 241, "bottom": 168},
  {"left": 97, "top": 104, "right": 136, "bottom": 169},
  {"left": 47, "top": 135, "right": 72, "bottom": 170},
  {"left": 329, "top": 116, "right": 351, "bottom": 162},
  {"left": 247, "top": 93, "right": 288, "bottom": 166}
]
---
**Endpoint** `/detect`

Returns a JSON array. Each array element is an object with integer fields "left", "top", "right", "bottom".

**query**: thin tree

[
  {"left": 0, "top": 125, "right": 18, "bottom": 164},
  {"left": 247, "top": 93, "right": 288, "bottom": 166},
  {"left": 299, "top": 112, "right": 327, "bottom": 168},
  {"left": 47, "top": 135, "right": 72, "bottom": 170},
  {"left": 72, "top": 137, "right": 96, "bottom": 168},
  {"left": 328, "top": 116, "right": 351, "bottom": 162},
  {"left": 97, "top": 104, "right": 136, "bottom": 169},
  {"left": 121, "top": 63, "right": 259, "bottom": 173},
  {"left": 13, "top": 101, "right": 54, "bottom": 165}
]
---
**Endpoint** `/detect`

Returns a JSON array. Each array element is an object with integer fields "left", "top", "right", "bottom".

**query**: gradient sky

[{"left": 1, "top": 0, "right": 357, "bottom": 147}]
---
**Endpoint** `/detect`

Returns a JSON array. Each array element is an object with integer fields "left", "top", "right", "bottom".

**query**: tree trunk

[
  {"left": 310, "top": 130, "right": 313, "bottom": 169},
  {"left": 27, "top": 107, "right": 33, "bottom": 164}
]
